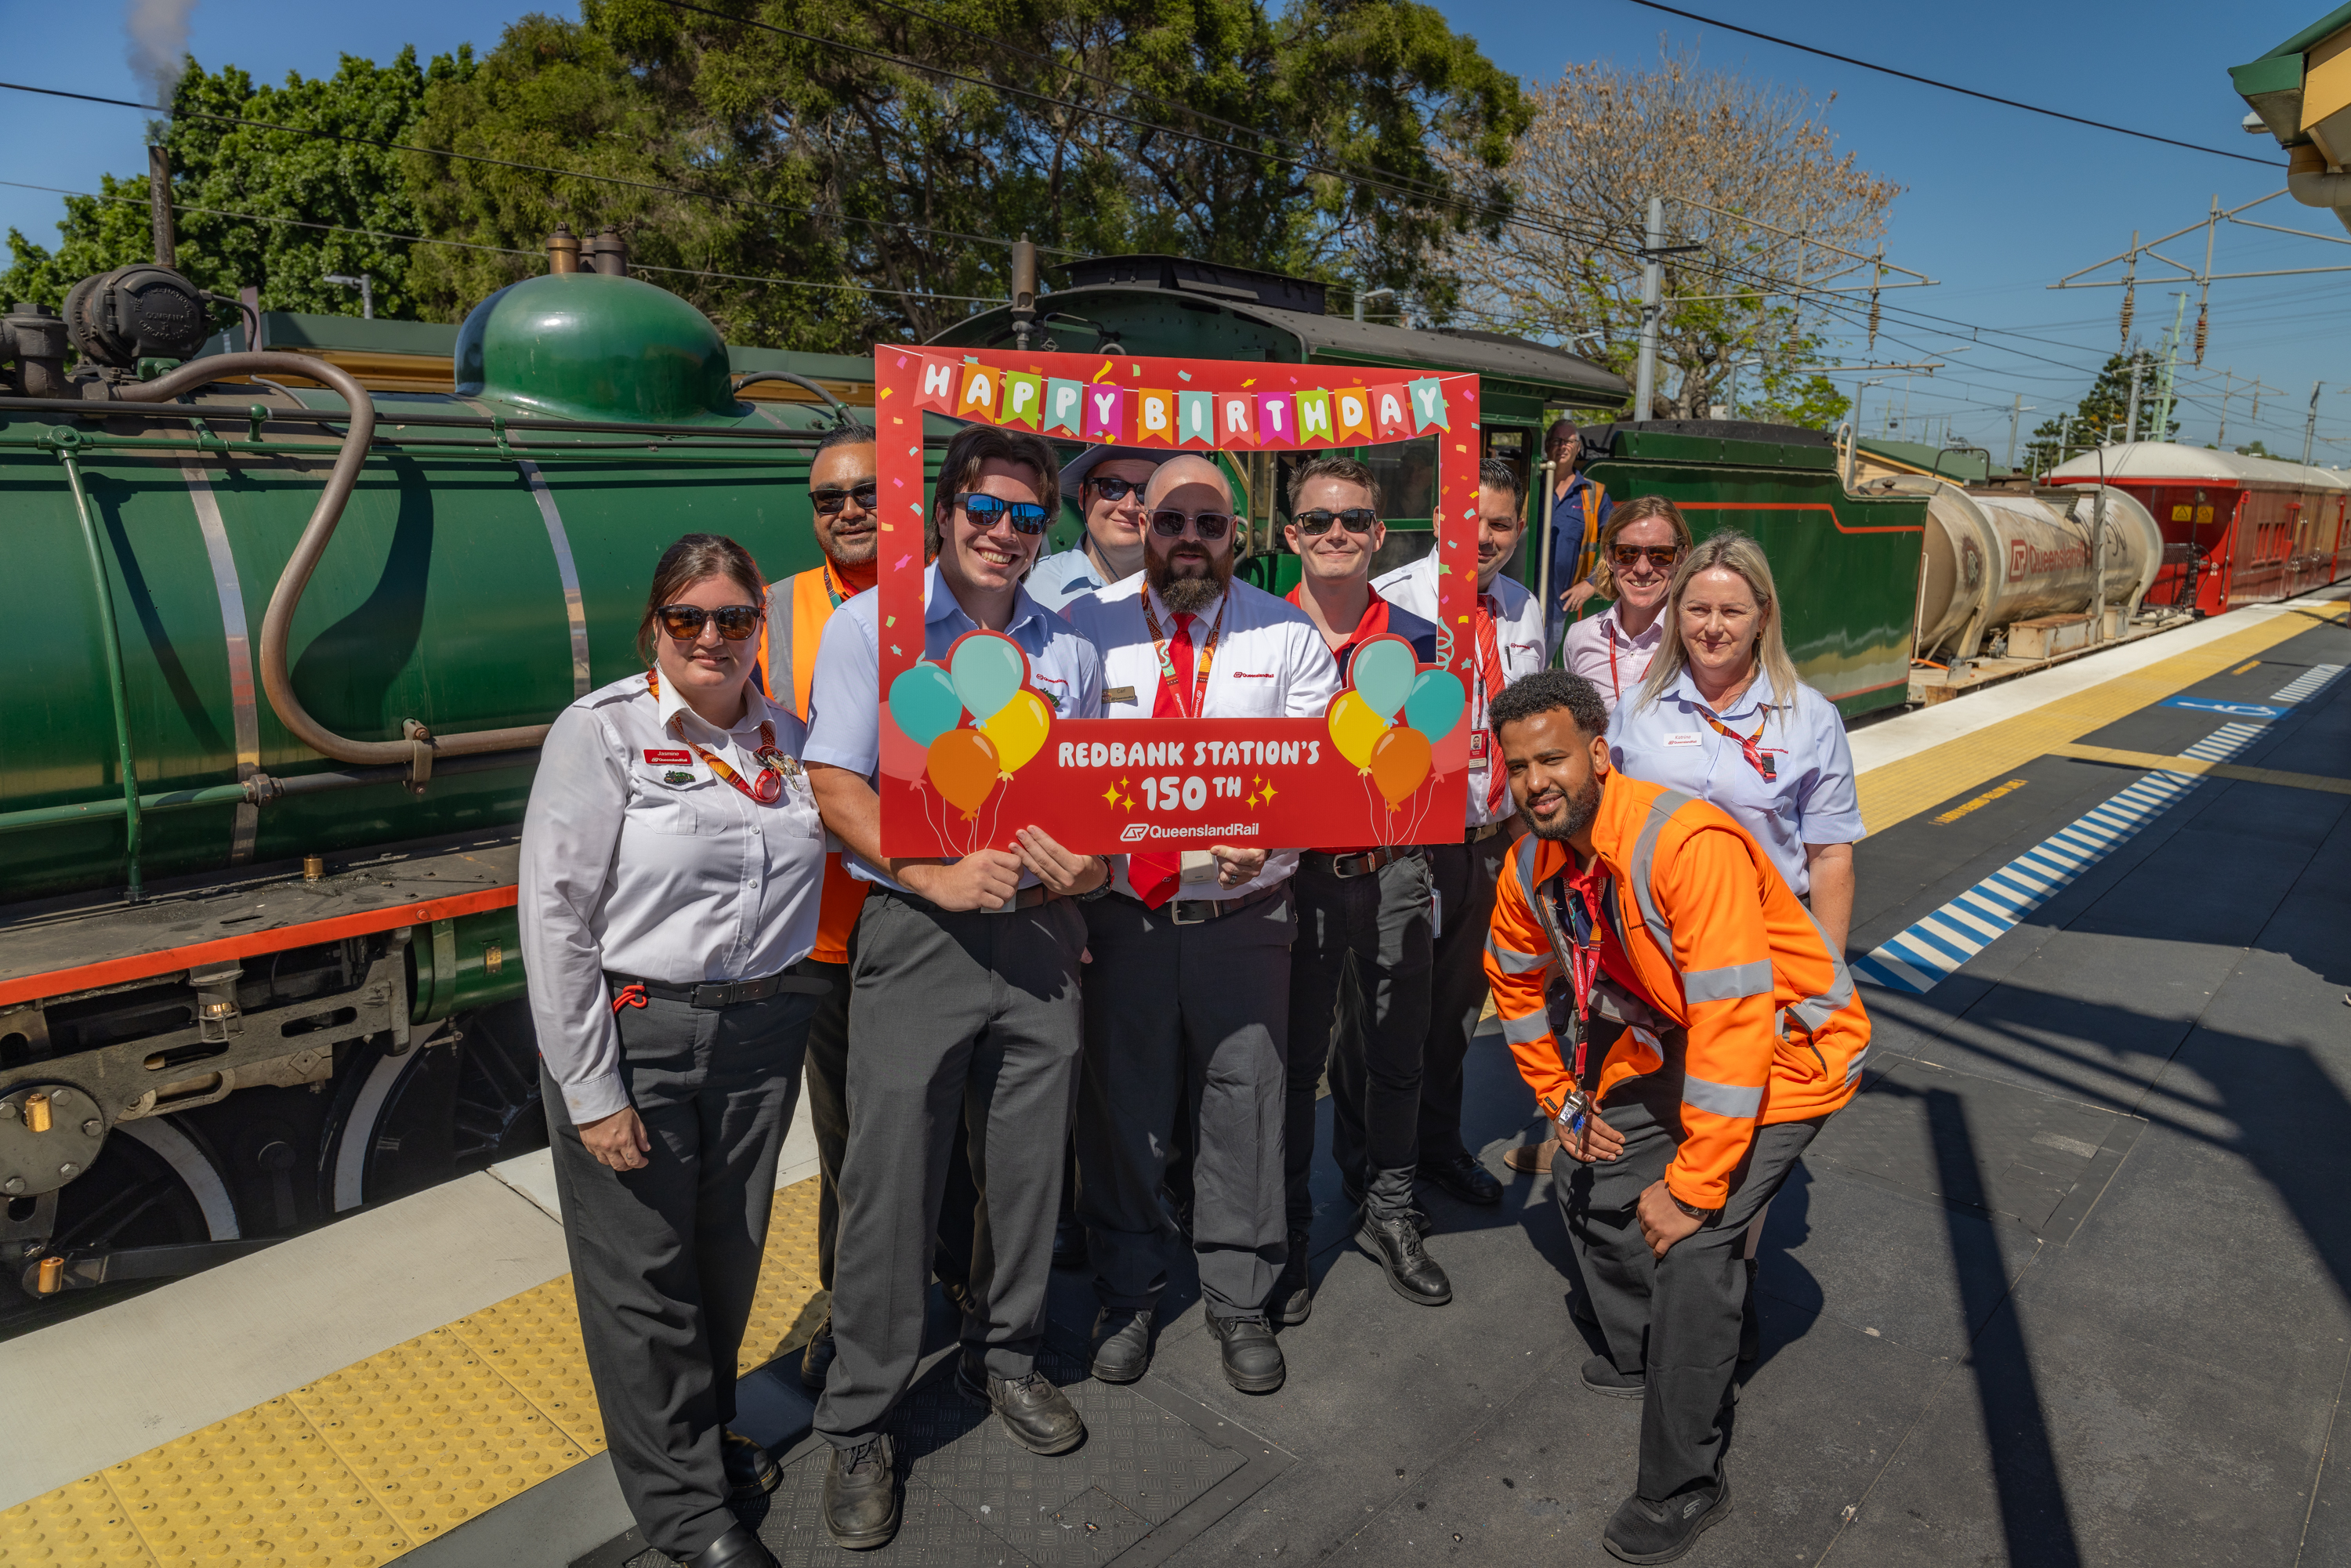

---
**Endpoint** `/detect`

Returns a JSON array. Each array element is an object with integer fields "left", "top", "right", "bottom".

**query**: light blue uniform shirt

[
  {"left": 1025, "top": 545, "right": 1136, "bottom": 614},
  {"left": 1609, "top": 668, "right": 1864, "bottom": 898},
  {"left": 805, "top": 561, "right": 1105, "bottom": 893}
]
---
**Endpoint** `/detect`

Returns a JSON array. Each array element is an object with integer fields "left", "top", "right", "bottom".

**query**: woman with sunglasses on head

[
  {"left": 520, "top": 534, "right": 833, "bottom": 1568},
  {"left": 1026, "top": 444, "right": 1165, "bottom": 613},
  {"left": 1559, "top": 495, "right": 1694, "bottom": 715}
]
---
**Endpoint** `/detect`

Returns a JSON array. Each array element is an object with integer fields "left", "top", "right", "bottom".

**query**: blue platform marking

[{"left": 2161, "top": 697, "right": 2284, "bottom": 719}]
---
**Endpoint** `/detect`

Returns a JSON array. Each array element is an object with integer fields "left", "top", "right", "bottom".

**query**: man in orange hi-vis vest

[
  {"left": 759, "top": 419, "right": 881, "bottom": 1396},
  {"left": 1483, "top": 668, "right": 1867, "bottom": 1565}
]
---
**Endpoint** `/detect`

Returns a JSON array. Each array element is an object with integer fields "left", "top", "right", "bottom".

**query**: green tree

[
  {"left": 2023, "top": 349, "right": 2176, "bottom": 473},
  {"left": 1, "top": 48, "right": 470, "bottom": 321}
]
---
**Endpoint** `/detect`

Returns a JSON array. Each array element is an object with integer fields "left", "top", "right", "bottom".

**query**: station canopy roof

[{"left": 2045, "top": 440, "right": 2351, "bottom": 490}]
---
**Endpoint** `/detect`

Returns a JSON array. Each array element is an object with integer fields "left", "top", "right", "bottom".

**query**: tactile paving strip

[
  {"left": 738, "top": 1178, "right": 829, "bottom": 1374},
  {"left": 449, "top": 1276, "right": 610, "bottom": 1454},
  {"left": 0, "top": 1472, "right": 155, "bottom": 1566}
]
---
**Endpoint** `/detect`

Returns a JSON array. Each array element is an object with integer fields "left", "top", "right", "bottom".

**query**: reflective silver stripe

[
  {"left": 764, "top": 581, "right": 797, "bottom": 707},
  {"left": 1682, "top": 958, "right": 1773, "bottom": 1002},
  {"left": 1499, "top": 1010, "right": 1553, "bottom": 1046},
  {"left": 1682, "top": 1074, "right": 1763, "bottom": 1118},
  {"left": 1786, "top": 897, "right": 1858, "bottom": 1032},
  {"left": 1485, "top": 937, "right": 1549, "bottom": 975},
  {"left": 516, "top": 460, "right": 592, "bottom": 697},
  {"left": 1843, "top": 1046, "right": 1870, "bottom": 1083},
  {"left": 1628, "top": 790, "right": 1696, "bottom": 954},
  {"left": 1512, "top": 831, "right": 1540, "bottom": 899},
  {"left": 181, "top": 464, "right": 260, "bottom": 864}
]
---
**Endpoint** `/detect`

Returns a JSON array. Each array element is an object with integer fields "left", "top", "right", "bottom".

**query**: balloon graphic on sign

[
  {"left": 1349, "top": 637, "right": 1417, "bottom": 720},
  {"left": 926, "top": 729, "right": 1002, "bottom": 817},
  {"left": 1326, "top": 690, "right": 1389, "bottom": 770},
  {"left": 888, "top": 664, "right": 963, "bottom": 748},
  {"left": 951, "top": 632, "right": 1027, "bottom": 721},
  {"left": 1368, "top": 727, "right": 1433, "bottom": 806},
  {"left": 1402, "top": 669, "right": 1465, "bottom": 740},
  {"left": 978, "top": 689, "right": 1052, "bottom": 775}
]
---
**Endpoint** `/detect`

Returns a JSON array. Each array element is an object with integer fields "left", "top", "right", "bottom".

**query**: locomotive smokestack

[
  {"left": 587, "top": 227, "right": 629, "bottom": 277},
  {"left": 148, "top": 145, "right": 176, "bottom": 269},
  {"left": 547, "top": 223, "right": 581, "bottom": 275}
]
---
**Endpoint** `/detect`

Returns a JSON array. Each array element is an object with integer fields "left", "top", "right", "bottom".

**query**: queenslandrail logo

[
  {"left": 1118, "top": 822, "right": 1260, "bottom": 841},
  {"left": 1121, "top": 823, "right": 1151, "bottom": 842}
]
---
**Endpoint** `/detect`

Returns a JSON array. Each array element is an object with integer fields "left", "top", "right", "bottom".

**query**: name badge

[
  {"left": 1103, "top": 685, "right": 1138, "bottom": 705},
  {"left": 643, "top": 748, "right": 693, "bottom": 765},
  {"left": 1663, "top": 732, "right": 1702, "bottom": 748},
  {"left": 1469, "top": 730, "right": 1489, "bottom": 761}
]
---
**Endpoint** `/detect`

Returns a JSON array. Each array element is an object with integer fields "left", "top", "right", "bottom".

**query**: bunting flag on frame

[
  {"left": 1408, "top": 377, "right": 1449, "bottom": 433},
  {"left": 1045, "top": 378, "right": 1085, "bottom": 434},
  {"left": 1177, "top": 390, "right": 1215, "bottom": 447},
  {"left": 914, "top": 356, "right": 960, "bottom": 413},
  {"left": 1001, "top": 371, "right": 1042, "bottom": 428}
]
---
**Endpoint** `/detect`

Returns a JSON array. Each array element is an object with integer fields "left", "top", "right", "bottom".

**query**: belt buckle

[
  {"left": 1170, "top": 898, "right": 1212, "bottom": 925},
  {"left": 1332, "top": 852, "right": 1374, "bottom": 878}
]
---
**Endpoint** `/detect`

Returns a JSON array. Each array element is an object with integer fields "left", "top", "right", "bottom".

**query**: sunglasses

[
  {"left": 657, "top": 603, "right": 763, "bottom": 640},
  {"left": 1611, "top": 544, "right": 1684, "bottom": 570},
  {"left": 811, "top": 481, "right": 878, "bottom": 516},
  {"left": 1085, "top": 476, "right": 1145, "bottom": 501},
  {"left": 957, "top": 492, "right": 1051, "bottom": 534},
  {"left": 1294, "top": 508, "right": 1378, "bottom": 538},
  {"left": 1150, "top": 509, "right": 1233, "bottom": 541}
]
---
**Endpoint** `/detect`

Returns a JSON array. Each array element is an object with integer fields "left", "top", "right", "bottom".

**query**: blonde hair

[
  {"left": 1590, "top": 494, "right": 1694, "bottom": 598},
  {"left": 1632, "top": 530, "right": 1806, "bottom": 731}
]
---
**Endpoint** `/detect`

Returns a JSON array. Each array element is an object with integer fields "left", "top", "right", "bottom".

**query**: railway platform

[{"left": 3, "top": 587, "right": 2347, "bottom": 1568}]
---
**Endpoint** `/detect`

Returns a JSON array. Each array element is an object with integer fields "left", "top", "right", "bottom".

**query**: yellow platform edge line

[
  {"left": 0, "top": 1178, "right": 828, "bottom": 1568},
  {"left": 2052, "top": 743, "right": 2351, "bottom": 795}
]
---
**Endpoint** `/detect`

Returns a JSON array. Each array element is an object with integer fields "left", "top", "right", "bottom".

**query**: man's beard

[
  {"left": 1525, "top": 772, "right": 1603, "bottom": 842},
  {"left": 1147, "top": 543, "right": 1231, "bottom": 614}
]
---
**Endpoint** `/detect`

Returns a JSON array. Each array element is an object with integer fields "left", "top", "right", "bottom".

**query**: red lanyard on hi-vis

[
  {"left": 1139, "top": 591, "right": 1229, "bottom": 718},
  {"left": 645, "top": 672, "right": 793, "bottom": 803},
  {"left": 1697, "top": 705, "right": 1777, "bottom": 783}
]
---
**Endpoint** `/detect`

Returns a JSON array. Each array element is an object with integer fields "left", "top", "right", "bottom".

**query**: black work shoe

[
  {"left": 822, "top": 1436, "right": 899, "bottom": 1552},
  {"left": 1053, "top": 1213, "right": 1089, "bottom": 1271},
  {"left": 1356, "top": 1214, "right": 1453, "bottom": 1306},
  {"left": 1270, "top": 1230, "right": 1313, "bottom": 1326},
  {"left": 1341, "top": 1177, "right": 1433, "bottom": 1237},
  {"left": 1207, "top": 1313, "right": 1286, "bottom": 1394},
  {"left": 1090, "top": 1309, "right": 1153, "bottom": 1384},
  {"left": 956, "top": 1353, "right": 1087, "bottom": 1454},
  {"left": 1422, "top": 1148, "right": 1504, "bottom": 1207},
  {"left": 799, "top": 1312, "right": 836, "bottom": 1392},
  {"left": 1739, "top": 1258, "right": 1761, "bottom": 1363},
  {"left": 1581, "top": 1354, "right": 1646, "bottom": 1400},
  {"left": 721, "top": 1428, "right": 779, "bottom": 1501},
  {"left": 688, "top": 1521, "right": 779, "bottom": 1568},
  {"left": 1603, "top": 1477, "right": 1732, "bottom": 1564}
]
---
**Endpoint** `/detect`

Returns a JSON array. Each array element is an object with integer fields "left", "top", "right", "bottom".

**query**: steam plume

[{"left": 125, "top": 0, "right": 196, "bottom": 107}]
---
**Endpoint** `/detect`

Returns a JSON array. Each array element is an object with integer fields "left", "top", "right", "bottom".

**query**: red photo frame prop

[{"left": 873, "top": 346, "right": 1480, "bottom": 858}]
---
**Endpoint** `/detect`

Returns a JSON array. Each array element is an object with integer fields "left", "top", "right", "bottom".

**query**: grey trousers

[
  {"left": 1078, "top": 887, "right": 1296, "bottom": 1322},
  {"left": 542, "top": 987, "right": 816, "bottom": 1559},
  {"left": 1417, "top": 833, "right": 1513, "bottom": 1161},
  {"left": 803, "top": 958, "right": 850, "bottom": 1291},
  {"left": 813, "top": 889, "right": 1086, "bottom": 1447},
  {"left": 1284, "top": 853, "right": 1435, "bottom": 1226},
  {"left": 1559, "top": 1063, "right": 1821, "bottom": 1503}
]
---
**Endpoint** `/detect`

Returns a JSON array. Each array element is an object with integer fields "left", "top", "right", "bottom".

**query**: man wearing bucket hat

[{"left": 1026, "top": 445, "right": 1167, "bottom": 613}]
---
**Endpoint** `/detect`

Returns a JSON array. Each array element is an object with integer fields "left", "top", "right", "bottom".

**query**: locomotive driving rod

[{"left": 113, "top": 354, "right": 552, "bottom": 776}]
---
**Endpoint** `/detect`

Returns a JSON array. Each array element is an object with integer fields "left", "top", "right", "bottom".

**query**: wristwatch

[
  {"left": 1074, "top": 857, "right": 1114, "bottom": 902},
  {"left": 1668, "top": 1193, "right": 1719, "bottom": 1222}
]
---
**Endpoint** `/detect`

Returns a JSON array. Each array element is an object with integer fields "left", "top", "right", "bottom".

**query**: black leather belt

[
  {"left": 1306, "top": 846, "right": 1404, "bottom": 879},
  {"left": 1167, "top": 881, "right": 1285, "bottom": 925},
  {"left": 885, "top": 883, "right": 1063, "bottom": 919},
  {"left": 606, "top": 965, "right": 834, "bottom": 1009}
]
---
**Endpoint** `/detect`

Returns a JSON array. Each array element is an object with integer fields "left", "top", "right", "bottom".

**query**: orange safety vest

[
  {"left": 758, "top": 561, "right": 868, "bottom": 966},
  {"left": 1572, "top": 480, "right": 1607, "bottom": 583},
  {"left": 1482, "top": 770, "right": 1867, "bottom": 1208}
]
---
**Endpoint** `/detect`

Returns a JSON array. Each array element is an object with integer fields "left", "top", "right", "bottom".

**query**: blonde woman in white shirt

[{"left": 520, "top": 534, "right": 829, "bottom": 1568}]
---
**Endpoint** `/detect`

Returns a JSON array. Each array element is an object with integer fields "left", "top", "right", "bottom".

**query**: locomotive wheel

[
  {"left": 2, "top": 1117, "right": 241, "bottom": 1324},
  {"left": 318, "top": 1001, "right": 549, "bottom": 1215}
]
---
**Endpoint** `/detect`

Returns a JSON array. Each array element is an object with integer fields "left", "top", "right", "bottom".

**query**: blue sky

[{"left": 5, "top": 0, "right": 2342, "bottom": 459}]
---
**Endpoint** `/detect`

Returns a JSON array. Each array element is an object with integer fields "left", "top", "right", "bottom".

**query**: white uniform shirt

[
  {"left": 520, "top": 672, "right": 827, "bottom": 1123},
  {"left": 1066, "top": 574, "right": 1339, "bottom": 901},
  {"left": 805, "top": 562, "right": 1105, "bottom": 893},
  {"left": 1026, "top": 545, "right": 1138, "bottom": 614},
  {"left": 1609, "top": 668, "right": 1864, "bottom": 897},
  {"left": 1562, "top": 604, "right": 1666, "bottom": 718},
  {"left": 1374, "top": 552, "right": 1545, "bottom": 829}
]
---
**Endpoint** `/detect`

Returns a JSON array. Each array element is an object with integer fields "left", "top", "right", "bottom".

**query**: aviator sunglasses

[
  {"left": 811, "top": 481, "right": 878, "bottom": 516},
  {"left": 1293, "top": 508, "right": 1378, "bottom": 538},
  {"left": 657, "top": 603, "right": 763, "bottom": 640},
  {"left": 1611, "top": 543, "right": 1684, "bottom": 570},
  {"left": 1150, "top": 509, "right": 1233, "bottom": 541},
  {"left": 957, "top": 492, "right": 1052, "bottom": 534}
]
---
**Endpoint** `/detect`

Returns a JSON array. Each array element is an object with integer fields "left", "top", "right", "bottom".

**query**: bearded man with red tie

[
  {"left": 1064, "top": 454, "right": 1339, "bottom": 1396},
  {"left": 1375, "top": 457, "right": 1547, "bottom": 1208}
]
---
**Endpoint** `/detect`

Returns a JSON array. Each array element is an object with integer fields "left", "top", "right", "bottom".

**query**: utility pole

[
  {"left": 1633, "top": 197, "right": 1665, "bottom": 424},
  {"left": 2149, "top": 294, "right": 2186, "bottom": 444},
  {"left": 2305, "top": 381, "right": 2324, "bottom": 464},
  {"left": 2007, "top": 394, "right": 2036, "bottom": 472},
  {"left": 2217, "top": 368, "right": 2235, "bottom": 448},
  {"left": 2124, "top": 354, "right": 2145, "bottom": 444}
]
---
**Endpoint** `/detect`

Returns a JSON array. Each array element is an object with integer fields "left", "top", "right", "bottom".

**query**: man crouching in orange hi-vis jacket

[{"left": 1483, "top": 669, "right": 1867, "bottom": 1566}]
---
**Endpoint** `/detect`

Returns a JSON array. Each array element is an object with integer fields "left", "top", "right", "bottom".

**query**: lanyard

[
  {"left": 1697, "top": 704, "right": 1777, "bottom": 783},
  {"left": 1541, "top": 865, "right": 1612, "bottom": 1081},
  {"left": 820, "top": 561, "right": 850, "bottom": 609},
  {"left": 1606, "top": 621, "right": 1621, "bottom": 704},
  {"left": 1139, "top": 591, "right": 1228, "bottom": 719},
  {"left": 645, "top": 672, "right": 792, "bottom": 804}
]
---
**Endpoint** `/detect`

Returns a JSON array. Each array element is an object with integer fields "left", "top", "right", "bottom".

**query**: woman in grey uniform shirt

[{"left": 521, "top": 533, "right": 829, "bottom": 1568}]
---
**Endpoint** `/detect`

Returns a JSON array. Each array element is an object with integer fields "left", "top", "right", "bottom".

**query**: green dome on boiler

[{"left": 454, "top": 272, "right": 744, "bottom": 423}]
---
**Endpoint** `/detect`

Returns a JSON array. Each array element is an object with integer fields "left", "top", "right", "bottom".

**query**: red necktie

[
  {"left": 1476, "top": 594, "right": 1510, "bottom": 816},
  {"left": 1129, "top": 612, "right": 1194, "bottom": 909}
]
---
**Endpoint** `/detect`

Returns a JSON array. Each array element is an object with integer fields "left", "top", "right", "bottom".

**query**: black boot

[
  {"left": 1053, "top": 1212, "right": 1089, "bottom": 1270},
  {"left": 1341, "top": 1176, "right": 1432, "bottom": 1236},
  {"left": 1739, "top": 1258, "right": 1761, "bottom": 1363},
  {"left": 688, "top": 1521, "right": 779, "bottom": 1568},
  {"left": 822, "top": 1435, "right": 899, "bottom": 1552},
  {"left": 1206, "top": 1313, "right": 1286, "bottom": 1393},
  {"left": 721, "top": 1429, "right": 779, "bottom": 1501},
  {"left": 956, "top": 1352, "right": 1087, "bottom": 1454},
  {"left": 1421, "top": 1148, "right": 1504, "bottom": 1206},
  {"left": 1581, "top": 1354, "right": 1645, "bottom": 1399},
  {"left": 1090, "top": 1308, "right": 1153, "bottom": 1384},
  {"left": 1602, "top": 1476, "right": 1731, "bottom": 1564},
  {"left": 1357, "top": 1213, "right": 1453, "bottom": 1306},
  {"left": 799, "top": 1311, "right": 836, "bottom": 1392},
  {"left": 1270, "top": 1231, "right": 1313, "bottom": 1326}
]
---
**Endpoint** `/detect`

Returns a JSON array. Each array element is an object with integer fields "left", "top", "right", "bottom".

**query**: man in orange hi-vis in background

[{"left": 1483, "top": 668, "right": 1867, "bottom": 1566}]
